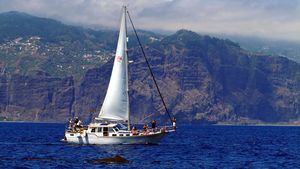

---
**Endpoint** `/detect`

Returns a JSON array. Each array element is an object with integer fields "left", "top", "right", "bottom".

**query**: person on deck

[
  {"left": 143, "top": 124, "right": 149, "bottom": 134},
  {"left": 172, "top": 117, "right": 177, "bottom": 131},
  {"left": 74, "top": 117, "right": 82, "bottom": 131},
  {"left": 131, "top": 126, "right": 138, "bottom": 135},
  {"left": 68, "top": 118, "right": 73, "bottom": 131},
  {"left": 151, "top": 120, "right": 157, "bottom": 132},
  {"left": 77, "top": 120, "right": 82, "bottom": 128},
  {"left": 74, "top": 117, "right": 79, "bottom": 124}
]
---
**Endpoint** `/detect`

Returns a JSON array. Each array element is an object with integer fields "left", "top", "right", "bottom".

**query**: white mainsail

[{"left": 98, "top": 7, "right": 129, "bottom": 121}]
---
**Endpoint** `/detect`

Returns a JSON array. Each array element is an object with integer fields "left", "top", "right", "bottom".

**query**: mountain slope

[
  {"left": 75, "top": 30, "right": 300, "bottom": 124},
  {"left": 0, "top": 12, "right": 299, "bottom": 124},
  {"left": 0, "top": 11, "right": 162, "bottom": 79}
]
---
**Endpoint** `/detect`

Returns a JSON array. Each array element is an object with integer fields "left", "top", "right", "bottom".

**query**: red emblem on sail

[{"left": 117, "top": 55, "right": 123, "bottom": 62}]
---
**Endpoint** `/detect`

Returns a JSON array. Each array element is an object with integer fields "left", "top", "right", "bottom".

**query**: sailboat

[{"left": 64, "top": 6, "right": 175, "bottom": 144}]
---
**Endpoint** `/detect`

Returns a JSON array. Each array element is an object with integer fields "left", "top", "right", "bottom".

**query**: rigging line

[{"left": 126, "top": 10, "right": 173, "bottom": 125}]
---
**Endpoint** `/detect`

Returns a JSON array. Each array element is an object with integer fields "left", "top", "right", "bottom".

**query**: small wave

[
  {"left": 273, "top": 151, "right": 290, "bottom": 157},
  {"left": 22, "top": 157, "right": 55, "bottom": 161},
  {"left": 200, "top": 144, "right": 214, "bottom": 150}
]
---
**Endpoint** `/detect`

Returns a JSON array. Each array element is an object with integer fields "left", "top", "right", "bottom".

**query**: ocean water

[{"left": 0, "top": 122, "right": 299, "bottom": 169}]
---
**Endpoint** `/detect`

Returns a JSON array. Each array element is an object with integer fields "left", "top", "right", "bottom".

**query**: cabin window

[
  {"left": 108, "top": 128, "right": 115, "bottom": 133},
  {"left": 97, "top": 127, "right": 102, "bottom": 133},
  {"left": 91, "top": 128, "right": 96, "bottom": 132},
  {"left": 103, "top": 127, "right": 108, "bottom": 136},
  {"left": 126, "top": 134, "right": 130, "bottom": 136},
  {"left": 119, "top": 134, "right": 124, "bottom": 136},
  {"left": 113, "top": 127, "right": 119, "bottom": 131},
  {"left": 116, "top": 124, "right": 127, "bottom": 130},
  {"left": 112, "top": 134, "right": 117, "bottom": 136}
]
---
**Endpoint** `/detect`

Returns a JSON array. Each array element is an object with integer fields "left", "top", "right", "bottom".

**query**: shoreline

[
  {"left": 214, "top": 123, "right": 300, "bottom": 127},
  {"left": 1, "top": 120, "right": 300, "bottom": 126}
]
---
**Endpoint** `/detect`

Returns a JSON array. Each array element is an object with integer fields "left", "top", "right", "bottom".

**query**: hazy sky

[{"left": 0, "top": 0, "right": 300, "bottom": 42}]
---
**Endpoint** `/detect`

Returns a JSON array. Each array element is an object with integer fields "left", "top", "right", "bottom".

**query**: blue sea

[{"left": 0, "top": 122, "right": 299, "bottom": 168}]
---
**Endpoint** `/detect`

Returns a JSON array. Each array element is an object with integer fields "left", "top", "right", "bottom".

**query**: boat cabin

[{"left": 87, "top": 123, "right": 130, "bottom": 137}]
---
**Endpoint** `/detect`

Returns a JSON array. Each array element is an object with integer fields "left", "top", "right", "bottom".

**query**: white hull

[{"left": 65, "top": 131, "right": 168, "bottom": 145}]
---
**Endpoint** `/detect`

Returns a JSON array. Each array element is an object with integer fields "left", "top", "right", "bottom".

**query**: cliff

[
  {"left": 0, "top": 12, "right": 299, "bottom": 124},
  {"left": 73, "top": 30, "right": 300, "bottom": 124},
  {"left": 0, "top": 72, "right": 74, "bottom": 122}
]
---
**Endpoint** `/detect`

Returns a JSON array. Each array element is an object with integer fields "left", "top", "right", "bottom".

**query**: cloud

[{"left": 0, "top": 0, "right": 299, "bottom": 41}]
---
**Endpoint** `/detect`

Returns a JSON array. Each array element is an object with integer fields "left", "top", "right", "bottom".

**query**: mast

[{"left": 124, "top": 6, "right": 130, "bottom": 130}]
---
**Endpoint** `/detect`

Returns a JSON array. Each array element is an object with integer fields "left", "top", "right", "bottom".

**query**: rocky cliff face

[
  {"left": 0, "top": 30, "right": 299, "bottom": 124},
  {"left": 0, "top": 71, "right": 74, "bottom": 122},
  {"left": 74, "top": 30, "right": 300, "bottom": 124}
]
